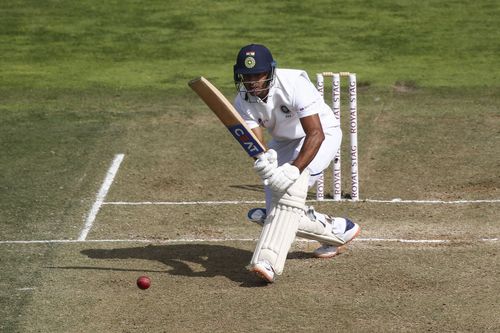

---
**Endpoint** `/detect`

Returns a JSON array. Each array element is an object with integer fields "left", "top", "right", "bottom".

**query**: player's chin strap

[{"left": 250, "top": 170, "right": 309, "bottom": 275}]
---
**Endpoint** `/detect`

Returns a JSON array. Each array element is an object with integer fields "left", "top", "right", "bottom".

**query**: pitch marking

[
  {"left": 0, "top": 237, "right": 497, "bottom": 245},
  {"left": 104, "top": 198, "right": 500, "bottom": 205},
  {"left": 78, "top": 154, "right": 125, "bottom": 241}
]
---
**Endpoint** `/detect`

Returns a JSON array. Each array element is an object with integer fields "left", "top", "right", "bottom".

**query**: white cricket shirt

[{"left": 234, "top": 68, "right": 339, "bottom": 141}]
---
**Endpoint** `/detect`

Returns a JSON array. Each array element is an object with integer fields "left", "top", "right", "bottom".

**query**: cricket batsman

[{"left": 232, "top": 44, "right": 361, "bottom": 283}]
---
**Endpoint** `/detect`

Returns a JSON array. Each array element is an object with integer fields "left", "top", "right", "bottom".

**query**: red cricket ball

[{"left": 136, "top": 276, "right": 151, "bottom": 290}]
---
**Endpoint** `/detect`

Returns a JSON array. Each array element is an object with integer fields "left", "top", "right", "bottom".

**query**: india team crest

[
  {"left": 245, "top": 56, "right": 256, "bottom": 68},
  {"left": 280, "top": 105, "right": 291, "bottom": 114}
]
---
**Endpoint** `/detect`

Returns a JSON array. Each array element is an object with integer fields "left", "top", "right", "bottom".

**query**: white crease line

[
  {"left": 103, "top": 198, "right": 500, "bottom": 206},
  {"left": 78, "top": 154, "right": 125, "bottom": 241},
  {"left": 104, "top": 200, "right": 265, "bottom": 206},
  {"left": 0, "top": 237, "right": 497, "bottom": 245},
  {"left": 359, "top": 238, "right": 448, "bottom": 243},
  {"left": 364, "top": 199, "right": 500, "bottom": 204}
]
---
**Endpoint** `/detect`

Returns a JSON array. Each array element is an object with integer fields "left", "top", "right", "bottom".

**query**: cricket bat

[{"left": 188, "top": 76, "right": 266, "bottom": 158}]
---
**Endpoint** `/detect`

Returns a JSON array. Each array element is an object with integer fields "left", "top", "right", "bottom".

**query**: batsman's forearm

[{"left": 292, "top": 129, "right": 324, "bottom": 172}]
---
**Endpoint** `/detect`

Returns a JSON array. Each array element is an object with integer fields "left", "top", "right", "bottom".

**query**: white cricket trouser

[{"left": 265, "top": 126, "right": 342, "bottom": 210}]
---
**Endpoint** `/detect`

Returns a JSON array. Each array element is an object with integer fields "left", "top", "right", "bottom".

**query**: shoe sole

[
  {"left": 250, "top": 266, "right": 274, "bottom": 283},
  {"left": 313, "top": 225, "right": 361, "bottom": 259},
  {"left": 314, "top": 245, "right": 344, "bottom": 259}
]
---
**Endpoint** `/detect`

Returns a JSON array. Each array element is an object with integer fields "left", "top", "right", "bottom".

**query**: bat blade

[{"left": 188, "top": 76, "right": 265, "bottom": 158}]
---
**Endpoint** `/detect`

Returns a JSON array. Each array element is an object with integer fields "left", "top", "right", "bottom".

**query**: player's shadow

[{"left": 81, "top": 244, "right": 310, "bottom": 287}]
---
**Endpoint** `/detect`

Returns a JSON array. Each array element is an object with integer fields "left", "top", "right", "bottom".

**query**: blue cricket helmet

[{"left": 233, "top": 44, "right": 276, "bottom": 82}]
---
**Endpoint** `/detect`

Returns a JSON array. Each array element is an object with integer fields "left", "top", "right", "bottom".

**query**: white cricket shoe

[
  {"left": 250, "top": 260, "right": 275, "bottom": 283},
  {"left": 313, "top": 244, "right": 342, "bottom": 258},
  {"left": 313, "top": 217, "right": 361, "bottom": 258},
  {"left": 247, "top": 208, "right": 266, "bottom": 226}
]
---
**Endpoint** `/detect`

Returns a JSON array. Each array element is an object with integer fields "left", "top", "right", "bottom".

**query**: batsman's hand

[
  {"left": 267, "top": 163, "right": 300, "bottom": 193},
  {"left": 253, "top": 149, "right": 278, "bottom": 181}
]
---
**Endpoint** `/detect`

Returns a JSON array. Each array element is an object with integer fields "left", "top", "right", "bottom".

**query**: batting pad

[
  {"left": 248, "top": 208, "right": 346, "bottom": 246},
  {"left": 297, "top": 213, "right": 346, "bottom": 246},
  {"left": 251, "top": 170, "right": 309, "bottom": 275}
]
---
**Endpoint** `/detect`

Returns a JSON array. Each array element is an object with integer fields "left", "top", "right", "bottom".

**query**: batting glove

[
  {"left": 253, "top": 149, "right": 278, "bottom": 181},
  {"left": 267, "top": 163, "right": 300, "bottom": 193}
]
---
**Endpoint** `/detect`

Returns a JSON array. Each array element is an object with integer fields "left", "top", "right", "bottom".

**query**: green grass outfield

[
  {"left": 1, "top": 1, "right": 499, "bottom": 332},
  {"left": 1, "top": 0, "right": 499, "bottom": 90}
]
